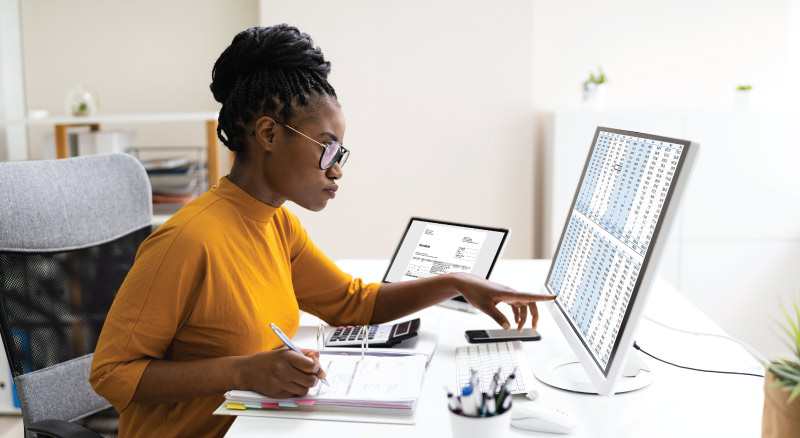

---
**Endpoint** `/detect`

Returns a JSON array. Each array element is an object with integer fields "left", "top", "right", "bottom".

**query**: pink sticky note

[
  {"left": 261, "top": 402, "right": 280, "bottom": 408},
  {"left": 295, "top": 400, "right": 316, "bottom": 406}
]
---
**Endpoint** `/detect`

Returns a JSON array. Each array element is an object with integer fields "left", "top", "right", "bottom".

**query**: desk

[{"left": 227, "top": 260, "right": 765, "bottom": 437}]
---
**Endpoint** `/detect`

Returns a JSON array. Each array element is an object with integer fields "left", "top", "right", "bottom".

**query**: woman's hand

[
  {"left": 452, "top": 272, "right": 557, "bottom": 331},
  {"left": 240, "top": 348, "right": 327, "bottom": 398}
]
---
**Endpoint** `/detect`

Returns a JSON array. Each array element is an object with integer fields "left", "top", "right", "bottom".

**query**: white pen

[{"left": 270, "top": 323, "right": 329, "bottom": 386}]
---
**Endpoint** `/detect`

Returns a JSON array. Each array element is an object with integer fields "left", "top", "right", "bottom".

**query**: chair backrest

[{"left": 0, "top": 153, "right": 152, "bottom": 429}]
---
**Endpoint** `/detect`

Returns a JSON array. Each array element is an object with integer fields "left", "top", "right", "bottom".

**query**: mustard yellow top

[{"left": 89, "top": 177, "right": 379, "bottom": 437}]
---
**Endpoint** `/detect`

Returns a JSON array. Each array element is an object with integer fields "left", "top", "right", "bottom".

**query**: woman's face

[{"left": 259, "top": 96, "right": 346, "bottom": 212}]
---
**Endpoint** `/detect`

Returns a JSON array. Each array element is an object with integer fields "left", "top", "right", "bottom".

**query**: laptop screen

[{"left": 383, "top": 218, "right": 509, "bottom": 283}]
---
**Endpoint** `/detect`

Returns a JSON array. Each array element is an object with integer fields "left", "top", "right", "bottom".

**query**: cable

[
  {"left": 643, "top": 315, "right": 770, "bottom": 365},
  {"left": 633, "top": 342, "right": 764, "bottom": 378}
]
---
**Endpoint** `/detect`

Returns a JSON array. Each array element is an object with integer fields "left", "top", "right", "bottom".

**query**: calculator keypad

[{"left": 327, "top": 324, "right": 392, "bottom": 346}]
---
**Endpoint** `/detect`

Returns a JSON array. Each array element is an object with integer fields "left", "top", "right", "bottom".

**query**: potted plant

[
  {"left": 735, "top": 84, "right": 752, "bottom": 112},
  {"left": 583, "top": 67, "right": 607, "bottom": 110},
  {"left": 762, "top": 300, "right": 800, "bottom": 437}
]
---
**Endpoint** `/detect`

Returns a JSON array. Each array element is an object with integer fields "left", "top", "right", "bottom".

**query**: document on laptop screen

[
  {"left": 401, "top": 223, "right": 487, "bottom": 280},
  {"left": 383, "top": 218, "right": 508, "bottom": 283}
]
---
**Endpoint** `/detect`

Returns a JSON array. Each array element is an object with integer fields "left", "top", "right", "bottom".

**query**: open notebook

[{"left": 214, "top": 352, "right": 427, "bottom": 424}]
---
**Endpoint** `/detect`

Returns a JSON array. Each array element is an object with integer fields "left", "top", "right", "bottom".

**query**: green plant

[
  {"left": 584, "top": 67, "right": 606, "bottom": 87},
  {"left": 737, "top": 84, "right": 752, "bottom": 91},
  {"left": 768, "top": 299, "right": 800, "bottom": 402}
]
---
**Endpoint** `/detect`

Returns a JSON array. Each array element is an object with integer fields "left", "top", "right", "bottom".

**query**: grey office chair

[{"left": 0, "top": 153, "right": 152, "bottom": 438}]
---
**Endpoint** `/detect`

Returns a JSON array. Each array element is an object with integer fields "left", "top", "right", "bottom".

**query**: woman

[{"left": 90, "top": 24, "right": 554, "bottom": 437}]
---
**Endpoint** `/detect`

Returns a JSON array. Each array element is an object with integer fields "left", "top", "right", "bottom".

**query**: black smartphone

[{"left": 464, "top": 328, "right": 541, "bottom": 343}]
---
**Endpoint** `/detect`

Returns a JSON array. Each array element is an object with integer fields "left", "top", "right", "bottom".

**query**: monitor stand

[
  {"left": 534, "top": 350, "right": 653, "bottom": 394},
  {"left": 437, "top": 297, "right": 478, "bottom": 313}
]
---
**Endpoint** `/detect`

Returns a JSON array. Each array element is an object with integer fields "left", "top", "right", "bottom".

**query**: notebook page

[{"left": 310, "top": 354, "right": 426, "bottom": 400}]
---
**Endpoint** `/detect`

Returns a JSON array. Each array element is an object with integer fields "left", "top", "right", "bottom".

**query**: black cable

[{"left": 633, "top": 342, "right": 765, "bottom": 378}]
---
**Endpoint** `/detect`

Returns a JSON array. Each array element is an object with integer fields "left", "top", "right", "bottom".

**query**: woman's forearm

[
  {"left": 370, "top": 274, "right": 460, "bottom": 324},
  {"left": 131, "top": 356, "right": 246, "bottom": 404}
]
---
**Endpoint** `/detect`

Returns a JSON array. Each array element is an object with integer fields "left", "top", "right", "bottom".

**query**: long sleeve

[
  {"left": 284, "top": 209, "right": 380, "bottom": 326},
  {"left": 89, "top": 226, "right": 206, "bottom": 412}
]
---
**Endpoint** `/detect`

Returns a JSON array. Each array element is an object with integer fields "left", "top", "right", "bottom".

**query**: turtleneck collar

[{"left": 211, "top": 176, "right": 279, "bottom": 223}]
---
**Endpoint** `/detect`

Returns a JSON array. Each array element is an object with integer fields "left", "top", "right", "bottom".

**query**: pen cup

[{"left": 449, "top": 407, "right": 512, "bottom": 438}]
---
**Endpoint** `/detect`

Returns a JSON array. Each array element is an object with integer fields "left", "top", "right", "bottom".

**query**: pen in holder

[{"left": 447, "top": 368, "right": 514, "bottom": 438}]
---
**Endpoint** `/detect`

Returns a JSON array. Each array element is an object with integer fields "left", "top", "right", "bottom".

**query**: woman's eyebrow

[{"left": 320, "top": 131, "right": 339, "bottom": 142}]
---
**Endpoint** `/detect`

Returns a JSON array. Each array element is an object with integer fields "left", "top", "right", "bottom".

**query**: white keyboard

[{"left": 456, "top": 341, "right": 535, "bottom": 395}]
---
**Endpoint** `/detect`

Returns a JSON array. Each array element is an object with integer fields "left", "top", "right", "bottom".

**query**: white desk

[{"left": 226, "top": 259, "right": 765, "bottom": 437}]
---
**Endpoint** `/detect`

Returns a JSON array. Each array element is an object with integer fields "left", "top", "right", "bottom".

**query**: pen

[
  {"left": 460, "top": 385, "right": 478, "bottom": 416},
  {"left": 489, "top": 366, "right": 501, "bottom": 395},
  {"left": 496, "top": 371, "right": 516, "bottom": 413},
  {"left": 270, "top": 322, "right": 329, "bottom": 386},
  {"left": 445, "top": 388, "right": 460, "bottom": 412},
  {"left": 495, "top": 367, "right": 517, "bottom": 412},
  {"left": 486, "top": 391, "right": 496, "bottom": 415}
]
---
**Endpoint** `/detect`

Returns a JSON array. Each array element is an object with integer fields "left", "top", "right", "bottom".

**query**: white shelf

[{"left": 0, "top": 111, "right": 218, "bottom": 126}]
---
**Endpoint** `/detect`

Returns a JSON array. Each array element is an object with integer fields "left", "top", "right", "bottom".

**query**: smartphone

[{"left": 464, "top": 328, "right": 541, "bottom": 343}]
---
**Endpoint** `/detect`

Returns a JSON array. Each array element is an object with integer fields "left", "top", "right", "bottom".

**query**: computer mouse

[{"left": 510, "top": 403, "right": 578, "bottom": 434}]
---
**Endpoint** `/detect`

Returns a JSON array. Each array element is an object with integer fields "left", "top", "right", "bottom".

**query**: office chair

[{"left": 0, "top": 153, "right": 152, "bottom": 438}]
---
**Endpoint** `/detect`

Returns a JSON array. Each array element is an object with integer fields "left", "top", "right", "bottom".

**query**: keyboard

[{"left": 456, "top": 341, "right": 535, "bottom": 395}]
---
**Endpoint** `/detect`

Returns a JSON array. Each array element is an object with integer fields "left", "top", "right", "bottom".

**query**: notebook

[
  {"left": 215, "top": 352, "right": 427, "bottom": 424},
  {"left": 382, "top": 218, "right": 510, "bottom": 311}
]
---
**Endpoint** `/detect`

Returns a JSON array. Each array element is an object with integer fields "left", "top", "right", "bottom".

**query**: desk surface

[{"left": 226, "top": 259, "right": 765, "bottom": 437}]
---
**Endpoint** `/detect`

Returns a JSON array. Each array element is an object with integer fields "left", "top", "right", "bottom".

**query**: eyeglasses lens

[{"left": 321, "top": 142, "right": 342, "bottom": 169}]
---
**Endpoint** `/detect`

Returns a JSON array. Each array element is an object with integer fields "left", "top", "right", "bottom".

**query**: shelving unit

[{"left": 2, "top": 112, "right": 233, "bottom": 190}]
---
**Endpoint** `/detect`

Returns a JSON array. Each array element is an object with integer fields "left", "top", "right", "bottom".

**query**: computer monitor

[{"left": 539, "top": 127, "right": 697, "bottom": 396}]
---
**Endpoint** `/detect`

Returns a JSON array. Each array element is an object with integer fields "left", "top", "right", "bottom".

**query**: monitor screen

[
  {"left": 383, "top": 218, "right": 508, "bottom": 283},
  {"left": 545, "top": 127, "right": 691, "bottom": 375}
]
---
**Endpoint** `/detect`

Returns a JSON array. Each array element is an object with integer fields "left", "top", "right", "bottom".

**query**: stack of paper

[{"left": 223, "top": 353, "right": 427, "bottom": 417}]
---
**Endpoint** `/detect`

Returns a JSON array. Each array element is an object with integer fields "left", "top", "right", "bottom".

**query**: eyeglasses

[{"left": 249, "top": 119, "right": 349, "bottom": 170}]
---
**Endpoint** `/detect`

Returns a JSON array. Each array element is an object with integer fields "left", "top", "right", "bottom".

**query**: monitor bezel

[
  {"left": 542, "top": 126, "right": 696, "bottom": 395},
  {"left": 382, "top": 217, "right": 510, "bottom": 295}
]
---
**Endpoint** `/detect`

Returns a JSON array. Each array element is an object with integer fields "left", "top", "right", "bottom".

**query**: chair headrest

[{"left": 0, "top": 153, "right": 152, "bottom": 252}]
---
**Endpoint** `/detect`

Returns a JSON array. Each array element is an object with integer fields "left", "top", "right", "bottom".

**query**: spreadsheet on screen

[{"left": 546, "top": 130, "right": 684, "bottom": 370}]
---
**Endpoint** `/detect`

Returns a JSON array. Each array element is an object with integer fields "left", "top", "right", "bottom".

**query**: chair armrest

[{"left": 27, "top": 420, "right": 104, "bottom": 438}]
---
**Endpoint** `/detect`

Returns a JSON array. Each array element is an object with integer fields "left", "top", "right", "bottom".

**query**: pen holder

[{"left": 449, "top": 406, "right": 512, "bottom": 438}]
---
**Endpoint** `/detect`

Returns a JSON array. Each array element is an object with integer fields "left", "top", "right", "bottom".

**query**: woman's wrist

[
  {"left": 445, "top": 272, "right": 465, "bottom": 296},
  {"left": 232, "top": 355, "right": 252, "bottom": 391}
]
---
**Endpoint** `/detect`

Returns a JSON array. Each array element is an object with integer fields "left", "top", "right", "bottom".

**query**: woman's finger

[
  {"left": 517, "top": 305, "right": 528, "bottom": 332},
  {"left": 530, "top": 302, "right": 540, "bottom": 330},
  {"left": 497, "top": 291, "right": 557, "bottom": 305},
  {"left": 481, "top": 302, "right": 511, "bottom": 330}
]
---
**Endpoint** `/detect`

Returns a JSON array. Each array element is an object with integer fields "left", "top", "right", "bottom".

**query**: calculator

[{"left": 325, "top": 318, "right": 421, "bottom": 348}]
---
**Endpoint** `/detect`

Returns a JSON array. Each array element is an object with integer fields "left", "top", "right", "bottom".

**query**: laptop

[{"left": 382, "top": 218, "right": 510, "bottom": 312}]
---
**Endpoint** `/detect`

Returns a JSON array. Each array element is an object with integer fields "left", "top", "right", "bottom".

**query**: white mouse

[{"left": 510, "top": 403, "right": 578, "bottom": 434}]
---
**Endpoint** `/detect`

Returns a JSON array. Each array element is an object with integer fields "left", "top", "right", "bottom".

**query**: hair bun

[{"left": 210, "top": 24, "right": 331, "bottom": 104}]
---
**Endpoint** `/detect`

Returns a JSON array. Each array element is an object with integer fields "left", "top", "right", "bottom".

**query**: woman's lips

[{"left": 324, "top": 185, "right": 338, "bottom": 198}]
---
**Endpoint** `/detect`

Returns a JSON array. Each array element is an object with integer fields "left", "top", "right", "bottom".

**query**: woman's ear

[{"left": 253, "top": 117, "right": 277, "bottom": 151}]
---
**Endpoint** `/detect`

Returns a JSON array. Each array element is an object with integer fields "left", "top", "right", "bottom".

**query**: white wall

[
  {"left": 19, "top": 0, "right": 258, "bottom": 164},
  {"left": 0, "top": 0, "right": 28, "bottom": 162},
  {"left": 533, "top": 0, "right": 800, "bottom": 360},
  {"left": 259, "top": 0, "right": 535, "bottom": 260},
  {"left": 531, "top": 0, "right": 792, "bottom": 112}
]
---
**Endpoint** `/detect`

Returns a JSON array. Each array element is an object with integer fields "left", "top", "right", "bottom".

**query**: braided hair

[{"left": 210, "top": 24, "right": 337, "bottom": 153}]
